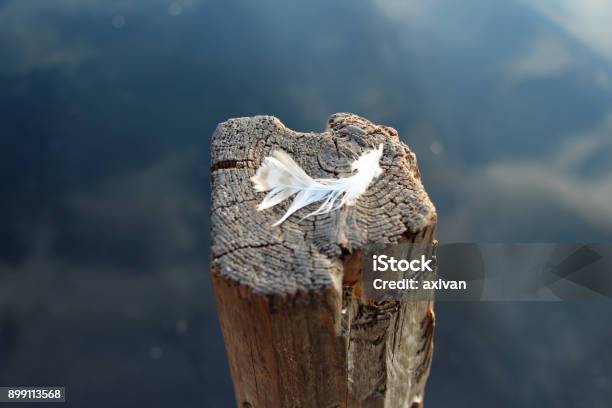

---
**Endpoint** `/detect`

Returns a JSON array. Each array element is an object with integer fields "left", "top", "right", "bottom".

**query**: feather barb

[{"left": 251, "top": 144, "right": 384, "bottom": 226}]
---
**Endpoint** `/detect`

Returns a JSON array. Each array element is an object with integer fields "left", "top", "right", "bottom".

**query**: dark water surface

[{"left": 1, "top": 1, "right": 611, "bottom": 406}]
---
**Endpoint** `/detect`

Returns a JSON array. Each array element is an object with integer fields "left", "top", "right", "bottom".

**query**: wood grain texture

[{"left": 210, "top": 113, "right": 437, "bottom": 407}]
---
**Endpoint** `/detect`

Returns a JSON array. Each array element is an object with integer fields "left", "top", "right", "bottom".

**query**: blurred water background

[{"left": 1, "top": 1, "right": 611, "bottom": 406}]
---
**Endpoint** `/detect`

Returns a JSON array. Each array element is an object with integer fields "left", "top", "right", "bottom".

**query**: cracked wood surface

[{"left": 210, "top": 113, "right": 437, "bottom": 408}]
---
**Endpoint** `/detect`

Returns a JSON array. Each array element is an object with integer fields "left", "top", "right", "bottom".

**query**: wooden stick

[{"left": 210, "top": 113, "right": 437, "bottom": 408}]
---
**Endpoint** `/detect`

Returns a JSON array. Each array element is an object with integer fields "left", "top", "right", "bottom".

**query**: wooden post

[{"left": 210, "top": 113, "right": 437, "bottom": 408}]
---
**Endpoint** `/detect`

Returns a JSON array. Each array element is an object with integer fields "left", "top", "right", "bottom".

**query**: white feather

[{"left": 251, "top": 143, "right": 384, "bottom": 226}]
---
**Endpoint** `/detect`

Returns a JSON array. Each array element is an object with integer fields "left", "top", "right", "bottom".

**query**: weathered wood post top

[{"left": 210, "top": 113, "right": 437, "bottom": 408}]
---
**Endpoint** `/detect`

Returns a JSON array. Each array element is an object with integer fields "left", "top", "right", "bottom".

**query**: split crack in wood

[{"left": 210, "top": 113, "right": 437, "bottom": 407}]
